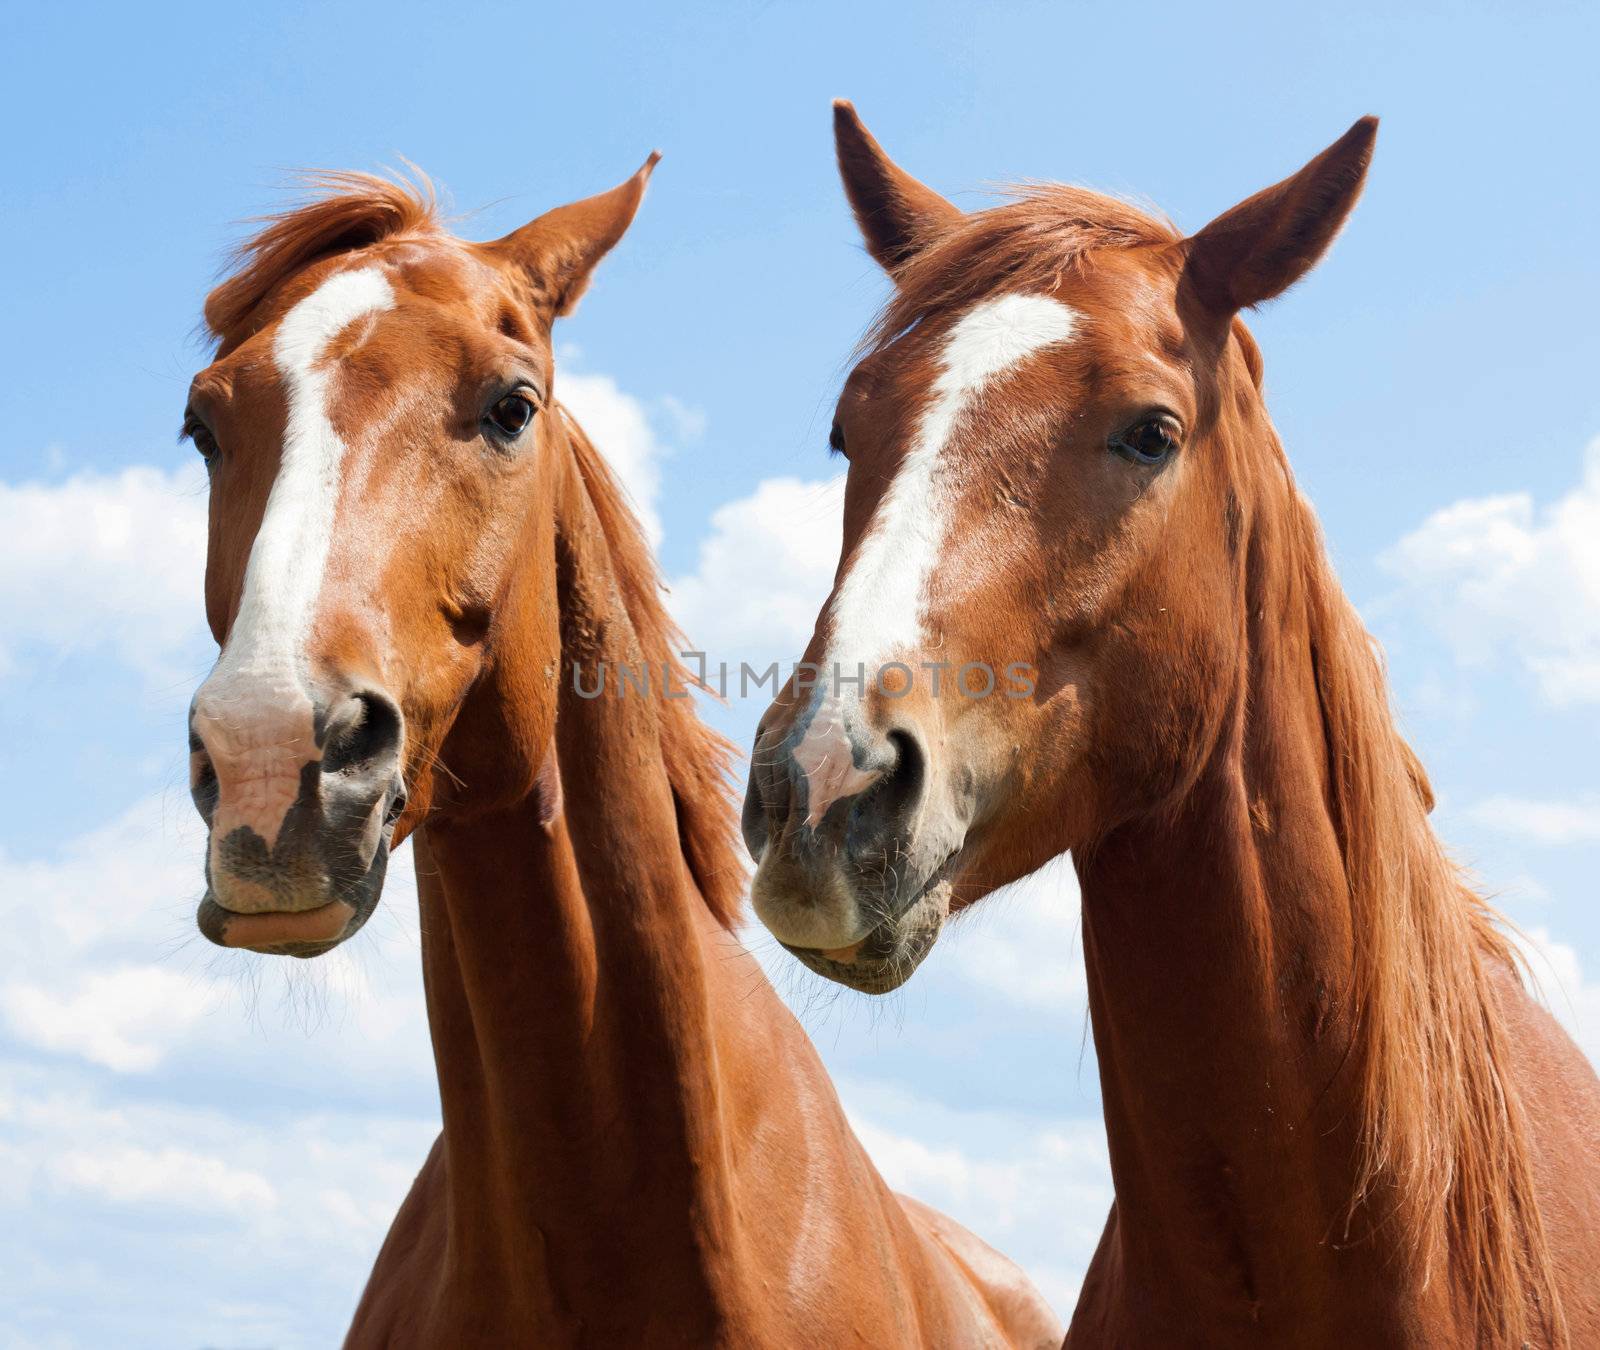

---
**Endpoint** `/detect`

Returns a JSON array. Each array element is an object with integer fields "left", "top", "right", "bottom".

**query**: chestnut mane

[
  {"left": 559, "top": 409, "right": 745, "bottom": 927},
  {"left": 1289, "top": 496, "right": 1561, "bottom": 1344},
  {"left": 865, "top": 182, "right": 1565, "bottom": 1343},
  {"left": 203, "top": 170, "right": 441, "bottom": 345}
]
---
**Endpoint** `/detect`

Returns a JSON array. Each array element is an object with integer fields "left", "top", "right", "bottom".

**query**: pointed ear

[
  {"left": 490, "top": 152, "right": 660, "bottom": 317},
  {"left": 834, "top": 100, "right": 962, "bottom": 274},
  {"left": 1182, "top": 117, "right": 1377, "bottom": 316}
]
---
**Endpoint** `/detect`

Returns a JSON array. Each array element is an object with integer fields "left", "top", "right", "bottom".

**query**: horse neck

[
  {"left": 1073, "top": 486, "right": 1466, "bottom": 1336},
  {"left": 410, "top": 440, "right": 748, "bottom": 1324}
]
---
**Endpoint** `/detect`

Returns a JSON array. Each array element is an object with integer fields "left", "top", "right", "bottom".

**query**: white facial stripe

[
  {"left": 193, "top": 267, "right": 395, "bottom": 857},
  {"left": 825, "top": 292, "right": 1078, "bottom": 680},
  {"left": 787, "top": 293, "right": 1078, "bottom": 831},
  {"left": 212, "top": 266, "right": 395, "bottom": 691}
]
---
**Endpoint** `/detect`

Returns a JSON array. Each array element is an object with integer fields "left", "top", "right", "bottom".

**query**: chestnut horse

[
  {"left": 181, "top": 159, "right": 1062, "bottom": 1346},
  {"left": 744, "top": 105, "right": 1600, "bottom": 1346}
]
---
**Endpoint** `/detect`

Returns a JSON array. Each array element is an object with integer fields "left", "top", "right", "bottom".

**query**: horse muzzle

[
  {"left": 743, "top": 701, "right": 963, "bottom": 991},
  {"left": 189, "top": 680, "right": 406, "bottom": 957}
]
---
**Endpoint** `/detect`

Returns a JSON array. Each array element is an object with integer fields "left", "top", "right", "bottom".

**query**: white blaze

[
  {"left": 229, "top": 266, "right": 395, "bottom": 681},
  {"left": 192, "top": 266, "right": 395, "bottom": 861},
  {"left": 793, "top": 292, "right": 1079, "bottom": 825}
]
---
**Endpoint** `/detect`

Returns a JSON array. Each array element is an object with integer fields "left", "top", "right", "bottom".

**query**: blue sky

[{"left": 4, "top": 2, "right": 1599, "bottom": 1344}]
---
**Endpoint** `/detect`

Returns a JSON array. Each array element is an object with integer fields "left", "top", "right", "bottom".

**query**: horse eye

[
  {"left": 486, "top": 393, "right": 536, "bottom": 439},
  {"left": 828, "top": 422, "right": 847, "bottom": 457},
  {"left": 182, "top": 413, "right": 219, "bottom": 464},
  {"left": 1111, "top": 416, "right": 1181, "bottom": 466}
]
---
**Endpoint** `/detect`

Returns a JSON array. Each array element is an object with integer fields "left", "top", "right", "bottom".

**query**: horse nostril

[
  {"left": 847, "top": 727, "right": 927, "bottom": 857},
  {"left": 882, "top": 727, "right": 926, "bottom": 808},
  {"left": 887, "top": 727, "right": 921, "bottom": 777},
  {"left": 189, "top": 741, "right": 220, "bottom": 824},
  {"left": 323, "top": 690, "right": 404, "bottom": 777},
  {"left": 741, "top": 720, "right": 794, "bottom": 860}
]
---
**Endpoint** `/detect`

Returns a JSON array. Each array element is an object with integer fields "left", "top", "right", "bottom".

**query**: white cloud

[
  {"left": 0, "top": 791, "right": 438, "bottom": 1345},
  {"left": 1515, "top": 927, "right": 1600, "bottom": 1070},
  {"left": 659, "top": 394, "right": 707, "bottom": 444},
  {"left": 0, "top": 463, "right": 210, "bottom": 684},
  {"left": 0, "top": 791, "right": 200, "bottom": 958},
  {"left": 50, "top": 1143, "right": 277, "bottom": 1215},
  {"left": 0, "top": 792, "right": 434, "bottom": 1094},
  {"left": 669, "top": 473, "right": 846, "bottom": 659},
  {"left": 1379, "top": 438, "right": 1600, "bottom": 704},
  {"left": 842, "top": 1081, "right": 1110, "bottom": 1318},
  {"left": 1465, "top": 794, "right": 1600, "bottom": 845},
  {"left": 0, "top": 1063, "right": 437, "bottom": 1348},
  {"left": 942, "top": 858, "right": 1087, "bottom": 1011},
  {"left": 2, "top": 966, "right": 213, "bottom": 1073}
]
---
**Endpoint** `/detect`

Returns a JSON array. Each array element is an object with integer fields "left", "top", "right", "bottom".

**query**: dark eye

[
  {"left": 1110, "top": 415, "right": 1181, "bottom": 466},
  {"left": 485, "top": 392, "right": 537, "bottom": 440},
  {"left": 182, "top": 412, "right": 219, "bottom": 464},
  {"left": 828, "top": 421, "right": 847, "bottom": 458}
]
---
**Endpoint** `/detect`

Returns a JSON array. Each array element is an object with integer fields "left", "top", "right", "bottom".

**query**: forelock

[
  {"left": 204, "top": 169, "right": 441, "bottom": 348},
  {"left": 864, "top": 184, "right": 1178, "bottom": 356}
]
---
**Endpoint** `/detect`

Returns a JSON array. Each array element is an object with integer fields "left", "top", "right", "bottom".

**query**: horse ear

[
  {"left": 1182, "top": 117, "right": 1377, "bottom": 316},
  {"left": 490, "top": 153, "right": 660, "bottom": 317},
  {"left": 834, "top": 100, "right": 962, "bottom": 274}
]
